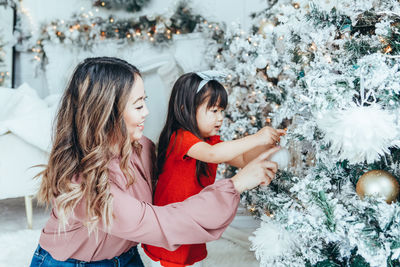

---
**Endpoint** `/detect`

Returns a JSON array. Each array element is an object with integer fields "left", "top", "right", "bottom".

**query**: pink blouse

[{"left": 39, "top": 136, "right": 240, "bottom": 261}]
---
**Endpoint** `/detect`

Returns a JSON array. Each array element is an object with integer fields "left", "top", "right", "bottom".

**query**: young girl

[
  {"left": 29, "top": 58, "right": 279, "bottom": 266},
  {"left": 143, "top": 72, "right": 285, "bottom": 267}
]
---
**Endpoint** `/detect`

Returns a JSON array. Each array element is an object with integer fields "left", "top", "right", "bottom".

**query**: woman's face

[{"left": 123, "top": 75, "right": 149, "bottom": 141}]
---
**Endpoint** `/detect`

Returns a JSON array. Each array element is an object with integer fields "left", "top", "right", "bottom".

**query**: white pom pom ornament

[
  {"left": 268, "top": 147, "right": 290, "bottom": 170},
  {"left": 317, "top": 104, "right": 400, "bottom": 164}
]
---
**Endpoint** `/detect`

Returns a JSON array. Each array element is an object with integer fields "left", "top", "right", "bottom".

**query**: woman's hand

[
  {"left": 253, "top": 126, "right": 286, "bottom": 146},
  {"left": 231, "top": 146, "right": 280, "bottom": 193}
]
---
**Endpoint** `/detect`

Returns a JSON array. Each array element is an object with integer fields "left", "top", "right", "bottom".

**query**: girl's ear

[{"left": 180, "top": 105, "right": 184, "bottom": 111}]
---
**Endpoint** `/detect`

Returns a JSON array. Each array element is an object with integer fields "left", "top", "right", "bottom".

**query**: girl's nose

[{"left": 217, "top": 111, "right": 224, "bottom": 121}]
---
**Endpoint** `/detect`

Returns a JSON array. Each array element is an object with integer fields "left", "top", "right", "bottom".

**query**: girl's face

[
  {"left": 196, "top": 100, "right": 224, "bottom": 138},
  {"left": 123, "top": 75, "right": 149, "bottom": 142}
]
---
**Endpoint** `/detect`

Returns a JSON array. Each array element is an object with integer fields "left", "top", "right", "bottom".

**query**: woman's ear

[{"left": 181, "top": 105, "right": 184, "bottom": 111}]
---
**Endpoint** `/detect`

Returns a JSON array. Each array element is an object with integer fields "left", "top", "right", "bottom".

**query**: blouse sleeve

[
  {"left": 174, "top": 130, "right": 203, "bottom": 160},
  {"left": 74, "top": 167, "right": 240, "bottom": 251}
]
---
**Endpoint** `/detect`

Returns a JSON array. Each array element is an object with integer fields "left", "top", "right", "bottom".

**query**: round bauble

[
  {"left": 269, "top": 147, "right": 290, "bottom": 170},
  {"left": 356, "top": 170, "right": 399, "bottom": 204}
]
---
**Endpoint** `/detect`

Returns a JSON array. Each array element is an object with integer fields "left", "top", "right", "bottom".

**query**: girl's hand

[
  {"left": 253, "top": 126, "right": 286, "bottom": 146},
  {"left": 231, "top": 146, "right": 280, "bottom": 193}
]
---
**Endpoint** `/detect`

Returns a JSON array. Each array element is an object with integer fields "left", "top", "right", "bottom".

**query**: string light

[
  {"left": 325, "top": 54, "right": 332, "bottom": 63},
  {"left": 310, "top": 42, "right": 317, "bottom": 51},
  {"left": 249, "top": 205, "right": 256, "bottom": 212},
  {"left": 384, "top": 45, "right": 392, "bottom": 54}
]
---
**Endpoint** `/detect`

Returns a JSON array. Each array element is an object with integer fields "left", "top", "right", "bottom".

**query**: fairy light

[
  {"left": 325, "top": 54, "right": 332, "bottom": 63},
  {"left": 20, "top": 3, "right": 38, "bottom": 35},
  {"left": 278, "top": 35, "right": 284, "bottom": 40},
  {"left": 110, "top": 18, "right": 114, "bottom": 23},
  {"left": 293, "top": 3, "right": 300, "bottom": 9},
  {"left": 249, "top": 205, "right": 256, "bottom": 212},
  {"left": 101, "top": 2, "right": 105, "bottom": 6},
  {"left": 384, "top": 45, "right": 392, "bottom": 54},
  {"left": 176, "top": 30, "right": 181, "bottom": 34},
  {"left": 310, "top": 42, "right": 317, "bottom": 51}
]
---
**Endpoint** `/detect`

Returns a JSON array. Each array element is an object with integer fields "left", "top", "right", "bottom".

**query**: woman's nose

[{"left": 143, "top": 102, "right": 150, "bottom": 117}]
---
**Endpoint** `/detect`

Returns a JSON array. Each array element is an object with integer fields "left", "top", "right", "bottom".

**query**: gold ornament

[{"left": 356, "top": 170, "right": 399, "bottom": 203}]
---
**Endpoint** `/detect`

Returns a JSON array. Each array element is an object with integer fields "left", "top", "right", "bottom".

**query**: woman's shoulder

[{"left": 138, "top": 135, "right": 155, "bottom": 150}]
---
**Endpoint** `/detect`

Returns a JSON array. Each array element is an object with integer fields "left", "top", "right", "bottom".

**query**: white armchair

[
  {"left": 0, "top": 83, "right": 57, "bottom": 228},
  {"left": 0, "top": 133, "right": 48, "bottom": 228}
]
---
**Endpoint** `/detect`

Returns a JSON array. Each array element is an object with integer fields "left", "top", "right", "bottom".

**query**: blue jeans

[{"left": 30, "top": 245, "right": 145, "bottom": 267}]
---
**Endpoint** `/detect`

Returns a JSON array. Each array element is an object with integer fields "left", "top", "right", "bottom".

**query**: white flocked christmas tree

[{"left": 206, "top": 0, "right": 400, "bottom": 266}]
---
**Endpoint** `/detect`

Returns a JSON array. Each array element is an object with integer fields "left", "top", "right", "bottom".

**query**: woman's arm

[
  {"left": 187, "top": 127, "right": 285, "bottom": 164},
  {"left": 75, "top": 147, "right": 279, "bottom": 251}
]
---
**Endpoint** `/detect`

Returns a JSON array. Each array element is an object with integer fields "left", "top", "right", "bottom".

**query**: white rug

[{"left": 0, "top": 229, "right": 259, "bottom": 267}]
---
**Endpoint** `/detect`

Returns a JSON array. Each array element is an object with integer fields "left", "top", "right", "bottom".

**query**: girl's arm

[
  {"left": 227, "top": 144, "right": 272, "bottom": 168},
  {"left": 187, "top": 127, "right": 285, "bottom": 165}
]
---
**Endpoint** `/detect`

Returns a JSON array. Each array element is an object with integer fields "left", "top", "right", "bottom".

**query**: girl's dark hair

[{"left": 157, "top": 72, "right": 228, "bottom": 187}]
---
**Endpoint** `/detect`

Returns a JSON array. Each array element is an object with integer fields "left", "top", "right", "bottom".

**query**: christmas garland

[
  {"left": 0, "top": 38, "right": 6, "bottom": 86},
  {"left": 92, "top": 0, "right": 151, "bottom": 12},
  {"left": 29, "top": 1, "right": 225, "bottom": 69}
]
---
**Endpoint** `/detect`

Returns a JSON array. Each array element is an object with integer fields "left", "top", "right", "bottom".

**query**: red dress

[{"left": 142, "top": 129, "right": 222, "bottom": 267}]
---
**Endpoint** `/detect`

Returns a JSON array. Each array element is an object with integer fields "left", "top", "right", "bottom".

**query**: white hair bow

[{"left": 196, "top": 70, "right": 227, "bottom": 93}]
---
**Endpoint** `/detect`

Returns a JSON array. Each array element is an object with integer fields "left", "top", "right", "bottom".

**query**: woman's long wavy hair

[
  {"left": 36, "top": 57, "right": 140, "bottom": 232},
  {"left": 157, "top": 73, "right": 227, "bottom": 187}
]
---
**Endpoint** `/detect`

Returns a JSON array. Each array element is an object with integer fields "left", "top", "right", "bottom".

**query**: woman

[{"left": 30, "top": 57, "right": 279, "bottom": 266}]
